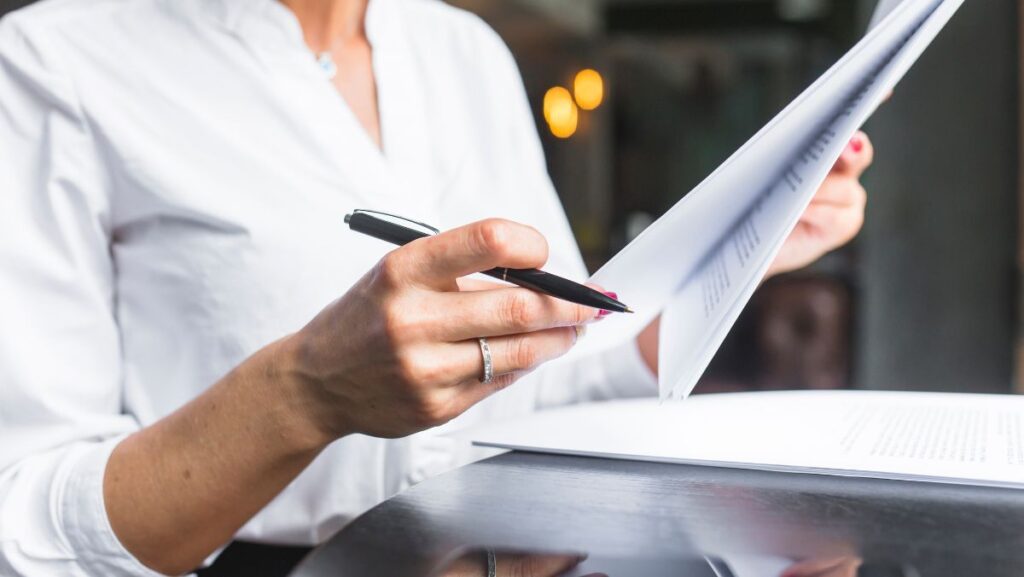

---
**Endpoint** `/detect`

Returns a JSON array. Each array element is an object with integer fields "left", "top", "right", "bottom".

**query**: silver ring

[
  {"left": 478, "top": 338, "right": 494, "bottom": 384},
  {"left": 485, "top": 549, "right": 497, "bottom": 577}
]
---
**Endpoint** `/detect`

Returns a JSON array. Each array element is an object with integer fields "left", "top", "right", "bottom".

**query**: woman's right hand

[
  {"left": 441, "top": 551, "right": 604, "bottom": 577},
  {"left": 281, "top": 218, "right": 601, "bottom": 442}
]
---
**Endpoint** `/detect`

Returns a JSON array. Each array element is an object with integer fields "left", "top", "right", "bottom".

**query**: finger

[
  {"left": 436, "top": 287, "right": 601, "bottom": 342},
  {"left": 458, "top": 278, "right": 608, "bottom": 297},
  {"left": 783, "top": 556, "right": 862, "bottom": 577},
  {"left": 826, "top": 558, "right": 863, "bottom": 577},
  {"left": 497, "top": 554, "right": 585, "bottom": 577},
  {"left": 798, "top": 203, "right": 865, "bottom": 243},
  {"left": 456, "top": 277, "right": 505, "bottom": 292},
  {"left": 440, "top": 371, "right": 524, "bottom": 416},
  {"left": 437, "top": 326, "right": 580, "bottom": 390},
  {"left": 398, "top": 219, "right": 549, "bottom": 289},
  {"left": 474, "top": 326, "right": 580, "bottom": 379},
  {"left": 807, "top": 177, "right": 867, "bottom": 209},
  {"left": 830, "top": 131, "right": 874, "bottom": 178}
]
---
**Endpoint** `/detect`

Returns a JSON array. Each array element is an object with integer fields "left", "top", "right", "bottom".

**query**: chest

[{"left": 74, "top": 30, "right": 530, "bottom": 336}]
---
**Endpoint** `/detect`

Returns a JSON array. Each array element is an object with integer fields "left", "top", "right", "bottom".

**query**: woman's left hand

[
  {"left": 767, "top": 131, "right": 874, "bottom": 277},
  {"left": 637, "top": 131, "right": 875, "bottom": 374}
]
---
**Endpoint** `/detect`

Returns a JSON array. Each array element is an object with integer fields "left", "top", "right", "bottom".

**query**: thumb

[{"left": 401, "top": 219, "right": 549, "bottom": 290}]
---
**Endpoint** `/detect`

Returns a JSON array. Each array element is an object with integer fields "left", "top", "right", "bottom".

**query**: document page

[
  {"left": 466, "top": 391, "right": 1024, "bottom": 489},
  {"left": 578, "top": 0, "right": 965, "bottom": 400}
]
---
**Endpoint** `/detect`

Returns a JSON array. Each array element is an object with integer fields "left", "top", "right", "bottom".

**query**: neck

[{"left": 279, "top": 0, "right": 370, "bottom": 52}]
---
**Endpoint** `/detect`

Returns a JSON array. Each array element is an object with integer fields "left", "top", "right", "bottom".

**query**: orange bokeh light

[
  {"left": 544, "top": 86, "right": 578, "bottom": 139},
  {"left": 573, "top": 69, "right": 604, "bottom": 111}
]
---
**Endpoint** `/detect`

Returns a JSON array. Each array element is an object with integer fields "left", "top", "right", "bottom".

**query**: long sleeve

[
  {"left": 0, "top": 15, "right": 160, "bottom": 576},
  {"left": 474, "top": 23, "right": 659, "bottom": 408}
]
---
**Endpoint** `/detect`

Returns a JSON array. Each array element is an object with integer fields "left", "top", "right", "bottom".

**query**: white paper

[
  {"left": 467, "top": 391, "right": 1024, "bottom": 489},
  {"left": 580, "top": 0, "right": 964, "bottom": 400}
]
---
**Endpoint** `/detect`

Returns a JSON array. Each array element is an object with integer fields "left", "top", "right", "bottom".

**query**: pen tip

[
  {"left": 624, "top": 307, "right": 635, "bottom": 314},
  {"left": 344, "top": 213, "right": 352, "bottom": 224}
]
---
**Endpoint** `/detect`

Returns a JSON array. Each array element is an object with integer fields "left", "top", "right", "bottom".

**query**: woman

[{"left": 0, "top": 0, "right": 873, "bottom": 575}]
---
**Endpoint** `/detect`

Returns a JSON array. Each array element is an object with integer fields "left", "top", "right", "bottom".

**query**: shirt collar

[{"left": 209, "top": 0, "right": 394, "bottom": 54}]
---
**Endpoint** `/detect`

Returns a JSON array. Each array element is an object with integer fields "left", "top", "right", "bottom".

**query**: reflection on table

[
  {"left": 435, "top": 549, "right": 873, "bottom": 577},
  {"left": 292, "top": 452, "right": 1024, "bottom": 577}
]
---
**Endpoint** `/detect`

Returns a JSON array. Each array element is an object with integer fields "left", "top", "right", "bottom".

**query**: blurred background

[
  {"left": 0, "top": 0, "right": 1018, "bottom": 395},
  {"left": 446, "top": 0, "right": 1021, "bottom": 396}
]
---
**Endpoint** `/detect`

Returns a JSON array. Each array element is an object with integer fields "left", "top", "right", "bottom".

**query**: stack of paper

[
  {"left": 468, "top": 391, "right": 1024, "bottom": 489},
  {"left": 579, "top": 0, "right": 965, "bottom": 400}
]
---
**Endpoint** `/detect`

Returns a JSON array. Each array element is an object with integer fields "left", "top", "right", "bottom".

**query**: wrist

[
  {"left": 636, "top": 316, "right": 659, "bottom": 375},
  {"left": 251, "top": 335, "right": 349, "bottom": 453}
]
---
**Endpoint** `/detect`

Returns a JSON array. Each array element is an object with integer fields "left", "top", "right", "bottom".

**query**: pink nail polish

[
  {"left": 849, "top": 136, "right": 864, "bottom": 153},
  {"left": 596, "top": 291, "right": 618, "bottom": 319}
]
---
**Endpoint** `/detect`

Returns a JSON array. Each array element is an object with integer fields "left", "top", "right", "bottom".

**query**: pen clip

[{"left": 350, "top": 209, "right": 440, "bottom": 236}]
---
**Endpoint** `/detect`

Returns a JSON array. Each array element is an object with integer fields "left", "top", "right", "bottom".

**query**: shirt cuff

[
  {"left": 61, "top": 436, "right": 168, "bottom": 577},
  {"left": 534, "top": 333, "right": 658, "bottom": 409},
  {"left": 596, "top": 333, "right": 658, "bottom": 399}
]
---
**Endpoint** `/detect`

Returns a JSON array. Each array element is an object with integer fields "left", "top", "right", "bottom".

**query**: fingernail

[
  {"left": 848, "top": 136, "right": 863, "bottom": 153},
  {"left": 596, "top": 291, "right": 618, "bottom": 319}
]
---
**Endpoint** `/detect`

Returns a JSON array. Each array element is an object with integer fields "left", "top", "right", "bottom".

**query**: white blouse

[{"left": 0, "top": 0, "right": 656, "bottom": 574}]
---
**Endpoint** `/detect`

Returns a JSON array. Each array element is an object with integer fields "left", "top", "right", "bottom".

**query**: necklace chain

[{"left": 316, "top": 51, "right": 338, "bottom": 80}]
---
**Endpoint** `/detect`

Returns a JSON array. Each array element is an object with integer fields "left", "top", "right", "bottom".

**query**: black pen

[{"left": 344, "top": 210, "right": 633, "bottom": 313}]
